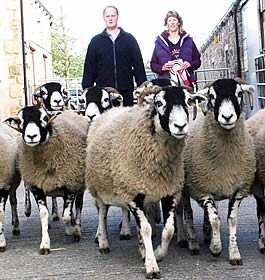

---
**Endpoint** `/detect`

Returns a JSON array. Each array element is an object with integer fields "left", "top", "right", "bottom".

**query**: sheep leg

[
  {"left": 199, "top": 195, "right": 221, "bottom": 257},
  {"left": 72, "top": 192, "right": 84, "bottom": 242},
  {"left": 129, "top": 194, "right": 160, "bottom": 279},
  {"left": 94, "top": 201, "right": 109, "bottom": 244},
  {"left": 175, "top": 199, "right": 188, "bottom": 248},
  {"left": 227, "top": 191, "right": 245, "bottom": 265},
  {"left": 155, "top": 195, "right": 177, "bottom": 262},
  {"left": 162, "top": 197, "right": 187, "bottom": 246},
  {"left": 9, "top": 180, "right": 21, "bottom": 236},
  {"left": 203, "top": 210, "right": 211, "bottom": 245},
  {"left": 24, "top": 181, "right": 31, "bottom": 217},
  {"left": 31, "top": 186, "right": 50, "bottom": 255},
  {"left": 96, "top": 198, "right": 110, "bottom": 254},
  {"left": 146, "top": 203, "right": 159, "bottom": 238},
  {"left": 120, "top": 207, "right": 131, "bottom": 240},
  {"left": 62, "top": 190, "right": 76, "bottom": 238},
  {"left": 182, "top": 193, "right": 200, "bottom": 255},
  {"left": 0, "top": 189, "right": 9, "bottom": 252},
  {"left": 51, "top": 196, "right": 60, "bottom": 221},
  {"left": 254, "top": 194, "right": 265, "bottom": 254}
]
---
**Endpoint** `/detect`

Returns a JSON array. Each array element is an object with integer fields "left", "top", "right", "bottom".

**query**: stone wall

[
  {"left": 199, "top": 6, "right": 245, "bottom": 82},
  {"left": 0, "top": 0, "right": 53, "bottom": 120},
  {"left": 0, "top": 0, "right": 23, "bottom": 119}
]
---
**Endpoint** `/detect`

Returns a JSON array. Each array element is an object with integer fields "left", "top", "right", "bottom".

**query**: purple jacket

[{"left": 150, "top": 31, "right": 201, "bottom": 81}]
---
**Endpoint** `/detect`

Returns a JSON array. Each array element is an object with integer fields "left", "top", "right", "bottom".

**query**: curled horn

[
  {"left": 137, "top": 85, "right": 162, "bottom": 106},
  {"left": 104, "top": 87, "right": 120, "bottom": 94},
  {"left": 234, "top": 78, "right": 254, "bottom": 110}
]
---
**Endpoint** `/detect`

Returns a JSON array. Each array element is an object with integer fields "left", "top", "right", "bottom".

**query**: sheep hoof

[
  {"left": 190, "top": 249, "right": 200, "bottom": 255},
  {"left": 260, "top": 248, "right": 265, "bottom": 254},
  {"left": 72, "top": 234, "right": 81, "bottom": 242},
  {"left": 12, "top": 228, "right": 20, "bottom": 236},
  {"left": 229, "top": 258, "right": 243, "bottom": 265},
  {"left": 0, "top": 246, "right": 6, "bottom": 252},
  {"left": 178, "top": 240, "right": 188, "bottom": 248},
  {"left": 24, "top": 211, "right": 31, "bottom": 217},
  {"left": 39, "top": 248, "right": 50, "bottom": 255},
  {"left": 211, "top": 251, "right": 221, "bottom": 258},
  {"left": 99, "top": 247, "right": 110, "bottom": 254},
  {"left": 52, "top": 216, "right": 60, "bottom": 222},
  {"left": 204, "top": 238, "right": 211, "bottom": 245},
  {"left": 146, "top": 271, "right": 161, "bottom": 279},
  {"left": 120, "top": 234, "right": 131, "bottom": 240}
]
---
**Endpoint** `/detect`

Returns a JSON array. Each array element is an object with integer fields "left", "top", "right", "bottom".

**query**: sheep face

[
  {"left": 33, "top": 82, "right": 67, "bottom": 111},
  {"left": 202, "top": 79, "right": 252, "bottom": 130},
  {"left": 153, "top": 86, "right": 203, "bottom": 139},
  {"left": 4, "top": 106, "right": 57, "bottom": 146},
  {"left": 80, "top": 87, "right": 122, "bottom": 123}
]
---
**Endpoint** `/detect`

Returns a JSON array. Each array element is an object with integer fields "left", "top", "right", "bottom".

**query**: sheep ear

[
  {"left": 188, "top": 94, "right": 208, "bottom": 120},
  {"left": 110, "top": 92, "right": 123, "bottom": 107},
  {"left": 3, "top": 116, "right": 22, "bottom": 132},
  {"left": 47, "top": 111, "right": 62, "bottom": 124}
]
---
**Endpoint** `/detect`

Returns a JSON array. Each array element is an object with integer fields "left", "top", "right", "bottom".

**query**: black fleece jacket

[{"left": 82, "top": 28, "right": 146, "bottom": 90}]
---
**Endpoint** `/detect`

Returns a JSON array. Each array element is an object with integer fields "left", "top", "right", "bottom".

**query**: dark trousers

[{"left": 117, "top": 89, "right": 134, "bottom": 107}]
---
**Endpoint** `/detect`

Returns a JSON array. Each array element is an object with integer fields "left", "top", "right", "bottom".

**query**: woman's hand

[
  {"left": 162, "top": 61, "right": 175, "bottom": 71},
  {"left": 180, "top": 61, "right": 191, "bottom": 70}
]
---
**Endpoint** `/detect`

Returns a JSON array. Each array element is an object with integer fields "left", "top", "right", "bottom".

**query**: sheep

[
  {"left": 79, "top": 86, "right": 123, "bottom": 122},
  {"left": 27, "top": 81, "right": 72, "bottom": 221},
  {"left": 33, "top": 82, "right": 70, "bottom": 111},
  {"left": 85, "top": 84, "right": 206, "bottom": 279},
  {"left": 4, "top": 106, "right": 89, "bottom": 254},
  {"left": 245, "top": 108, "right": 265, "bottom": 253},
  {"left": 0, "top": 125, "right": 21, "bottom": 252},
  {"left": 182, "top": 78, "right": 256, "bottom": 265}
]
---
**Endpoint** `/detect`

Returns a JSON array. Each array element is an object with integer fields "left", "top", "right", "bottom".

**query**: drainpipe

[
  {"left": 233, "top": 0, "right": 242, "bottom": 78},
  {"left": 20, "top": 0, "right": 28, "bottom": 106}
]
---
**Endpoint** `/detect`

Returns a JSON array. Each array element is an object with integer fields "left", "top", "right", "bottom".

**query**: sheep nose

[
  {"left": 174, "top": 123, "right": 186, "bottom": 131},
  {"left": 27, "top": 134, "right": 38, "bottom": 141},
  {"left": 54, "top": 99, "right": 62, "bottom": 105},
  {"left": 222, "top": 114, "right": 233, "bottom": 122},
  {"left": 88, "top": 114, "right": 96, "bottom": 121}
]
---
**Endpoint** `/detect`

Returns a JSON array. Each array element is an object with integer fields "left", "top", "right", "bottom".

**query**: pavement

[{"left": 1, "top": 182, "right": 265, "bottom": 280}]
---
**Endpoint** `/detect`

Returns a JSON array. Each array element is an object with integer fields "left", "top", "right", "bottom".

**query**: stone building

[
  {"left": 0, "top": 0, "right": 53, "bottom": 120},
  {"left": 199, "top": 0, "right": 263, "bottom": 114}
]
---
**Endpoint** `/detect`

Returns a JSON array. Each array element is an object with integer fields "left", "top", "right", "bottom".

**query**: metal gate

[{"left": 255, "top": 54, "right": 265, "bottom": 109}]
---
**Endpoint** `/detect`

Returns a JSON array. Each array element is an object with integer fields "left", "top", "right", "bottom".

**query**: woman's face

[{"left": 166, "top": 16, "right": 179, "bottom": 32}]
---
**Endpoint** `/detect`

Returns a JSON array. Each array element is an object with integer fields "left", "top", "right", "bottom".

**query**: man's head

[{"left": 103, "top": 6, "right": 119, "bottom": 30}]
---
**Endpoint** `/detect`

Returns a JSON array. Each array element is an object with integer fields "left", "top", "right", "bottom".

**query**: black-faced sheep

[
  {"left": 183, "top": 78, "right": 256, "bottom": 265},
  {"left": 85, "top": 85, "right": 206, "bottom": 279},
  {"left": 79, "top": 86, "right": 123, "bottom": 122},
  {"left": 4, "top": 106, "right": 89, "bottom": 254},
  {"left": 0, "top": 126, "right": 21, "bottom": 252},
  {"left": 33, "top": 82, "right": 69, "bottom": 111}
]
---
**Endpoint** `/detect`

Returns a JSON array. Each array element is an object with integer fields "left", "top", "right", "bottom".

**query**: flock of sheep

[{"left": 0, "top": 78, "right": 264, "bottom": 279}]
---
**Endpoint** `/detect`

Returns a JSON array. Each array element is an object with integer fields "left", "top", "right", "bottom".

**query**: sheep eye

[
  {"left": 43, "top": 116, "right": 48, "bottom": 122},
  {"left": 156, "top": 101, "right": 163, "bottom": 107},
  {"left": 237, "top": 91, "right": 243, "bottom": 98}
]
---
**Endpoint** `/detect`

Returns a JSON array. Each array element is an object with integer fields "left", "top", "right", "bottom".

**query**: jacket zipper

[{"left": 112, "top": 40, "right": 118, "bottom": 88}]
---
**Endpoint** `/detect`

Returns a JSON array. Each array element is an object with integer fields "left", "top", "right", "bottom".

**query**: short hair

[
  {"left": 164, "top": 10, "right": 183, "bottom": 31},
  {"left": 103, "top": 6, "right": 119, "bottom": 16}
]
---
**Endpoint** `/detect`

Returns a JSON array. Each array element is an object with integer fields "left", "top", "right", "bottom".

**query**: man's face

[{"left": 103, "top": 7, "right": 118, "bottom": 29}]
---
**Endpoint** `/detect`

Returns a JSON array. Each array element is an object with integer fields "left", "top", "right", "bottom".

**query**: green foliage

[{"left": 51, "top": 14, "right": 85, "bottom": 78}]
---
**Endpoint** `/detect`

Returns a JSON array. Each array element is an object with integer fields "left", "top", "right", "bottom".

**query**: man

[{"left": 82, "top": 6, "right": 146, "bottom": 106}]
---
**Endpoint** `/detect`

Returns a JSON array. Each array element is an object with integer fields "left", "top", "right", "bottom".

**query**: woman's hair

[
  {"left": 103, "top": 6, "right": 119, "bottom": 16},
  {"left": 164, "top": 10, "right": 184, "bottom": 31}
]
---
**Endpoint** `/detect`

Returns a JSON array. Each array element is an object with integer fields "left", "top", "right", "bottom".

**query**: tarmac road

[{"left": 1, "top": 182, "right": 265, "bottom": 280}]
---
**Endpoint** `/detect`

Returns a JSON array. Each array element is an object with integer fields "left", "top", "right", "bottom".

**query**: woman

[{"left": 150, "top": 10, "right": 201, "bottom": 87}]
